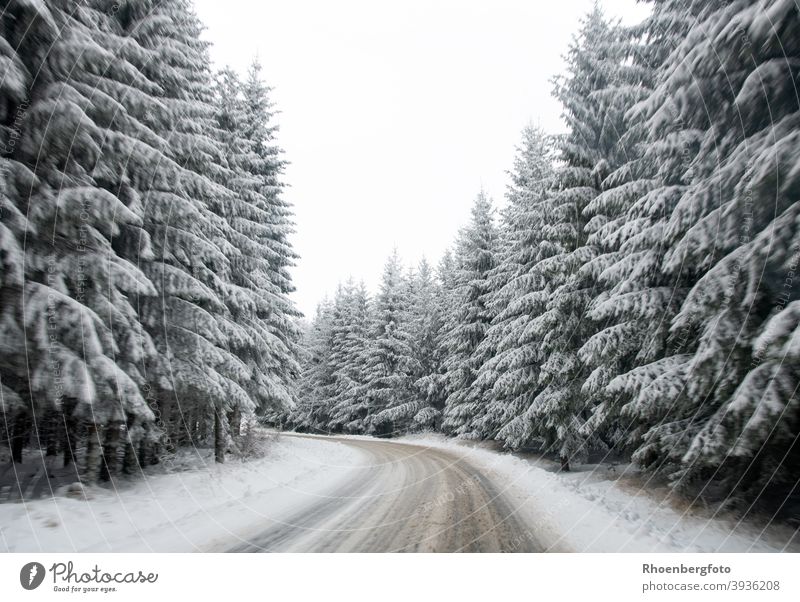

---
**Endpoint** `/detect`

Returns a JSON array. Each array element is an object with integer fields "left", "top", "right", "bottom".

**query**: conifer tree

[
  {"left": 212, "top": 66, "right": 299, "bottom": 442},
  {"left": 500, "top": 8, "right": 626, "bottom": 469},
  {"left": 115, "top": 0, "right": 252, "bottom": 463},
  {"left": 441, "top": 192, "right": 497, "bottom": 437},
  {"left": 240, "top": 58, "right": 302, "bottom": 410},
  {"left": 580, "top": 0, "right": 700, "bottom": 454},
  {"left": 327, "top": 281, "right": 371, "bottom": 431},
  {"left": 409, "top": 251, "right": 458, "bottom": 432},
  {"left": 291, "top": 300, "right": 336, "bottom": 432},
  {"left": 374, "top": 259, "right": 443, "bottom": 432},
  {"left": 473, "top": 126, "right": 555, "bottom": 442},
  {"left": 351, "top": 251, "right": 417, "bottom": 435}
]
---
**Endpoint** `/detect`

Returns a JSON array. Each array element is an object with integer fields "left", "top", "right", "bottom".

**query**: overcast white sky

[{"left": 193, "top": 0, "right": 651, "bottom": 318}]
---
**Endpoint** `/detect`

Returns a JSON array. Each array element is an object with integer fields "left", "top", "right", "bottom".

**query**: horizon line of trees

[
  {"left": 0, "top": 0, "right": 300, "bottom": 481},
  {"left": 289, "top": 0, "right": 800, "bottom": 516}
]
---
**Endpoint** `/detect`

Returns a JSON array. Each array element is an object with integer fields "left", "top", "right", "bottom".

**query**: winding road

[{"left": 229, "top": 435, "right": 543, "bottom": 552}]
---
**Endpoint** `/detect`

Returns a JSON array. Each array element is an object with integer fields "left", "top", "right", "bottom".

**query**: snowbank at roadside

[
  {"left": 0, "top": 434, "right": 364, "bottom": 552},
  {"left": 398, "top": 433, "right": 799, "bottom": 553}
]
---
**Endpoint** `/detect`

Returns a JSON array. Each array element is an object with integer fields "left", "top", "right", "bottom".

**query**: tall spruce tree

[
  {"left": 507, "top": 7, "right": 626, "bottom": 469},
  {"left": 441, "top": 191, "right": 497, "bottom": 437},
  {"left": 354, "top": 251, "right": 417, "bottom": 436},
  {"left": 410, "top": 251, "right": 459, "bottom": 432},
  {"left": 473, "top": 126, "right": 555, "bottom": 443},
  {"left": 291, "top": 299, "right": 336, "bottom": 432},
  {"left": 581, "top": 0, "right": 700, "bottom": 456},
  {"left": 374, "top": 259, "right": 443, "bottom": 432},
  {"left": 116, "top": 0, "right": 252, "bottom": 463},
  {"left": 327, "top": 281, "right": 371, "bottom": 431},
  {"left": 240, "top": 58, "right": 302, "bottom": 412},
  {"left": 212, "top": 65, "right": 299, "bottom": 442}
]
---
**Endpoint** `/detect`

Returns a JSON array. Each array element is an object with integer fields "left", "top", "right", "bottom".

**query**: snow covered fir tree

[{"left": 1, "top": 0, "right": 799, "bottom": 522}]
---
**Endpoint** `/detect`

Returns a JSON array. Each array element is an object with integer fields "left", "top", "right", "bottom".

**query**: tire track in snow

[{"left": 228, "top": 435, "right": 543, "bottom": 552}]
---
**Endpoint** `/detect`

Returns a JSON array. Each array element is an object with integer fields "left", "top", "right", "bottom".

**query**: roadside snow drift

[
  {"left": 400, "top": 434, "right": 799, "bottom": 553},
  {"left": 0, "top": 435, "right": 363, "bottom": 552}
]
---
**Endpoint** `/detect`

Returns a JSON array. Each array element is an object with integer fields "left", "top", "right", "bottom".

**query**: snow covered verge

[
  {"left": 0, "top": 434, "right": 364, "bottom": 552},
  {"left": 398, "top": 434, "right": 800, "bottom": 553}
]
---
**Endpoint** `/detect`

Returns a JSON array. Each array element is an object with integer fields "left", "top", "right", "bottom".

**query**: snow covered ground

[
  {"left": 1, "top": 432, "right": 796, "bottom": 552},
  {"left": 398, "top": 433, "right": 800, "bottom": 553},
  {"left": 0, "top": 434, "right": 364, "bottom": 552}
]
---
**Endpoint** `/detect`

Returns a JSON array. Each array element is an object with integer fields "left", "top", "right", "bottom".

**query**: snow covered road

[
  {"left": 228, "top": 435, "right": 543, "bottom": 552},
  {"left": 228, "top": 434, "right": 797, "bottom": 553}
]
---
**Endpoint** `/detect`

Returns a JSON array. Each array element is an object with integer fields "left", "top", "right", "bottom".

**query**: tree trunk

[
  {"left": 188, "top": 407, "right": 197, "bottom": 445},
  {"left": 228, "top": 406, "right": 241, "bottom": 438},
  {"left": 123, "top": 436, "right": 139, "bottom": 475},
  {"left": 200, "top": 411, "right": 209, "bottom": 442},
  {"left": 84, "top": 423, "right": 103, "bottom": 484},
  {"left": 172, "top": 401, "right": 185, "bottom": 449},
  {"left": 0, "top": 418, "right": 9, "bottom": 460},
  {"left": 560, "top": 455, "right": 570, "bottom": 472},
  {"left": 151, "top": 441, "right": 161, "bottom": 465},
  {"left": 99, "top": 422, "right": 121, "bottom": 481},
  {"left": 63, "top": 436, "right": 75, "bottom": 467},
  {"left": 122, "top": 417, "right": 139, "bottom": 475},
  {"left": 175, "top": 402, "right": 188, "bottom": 447},
  {"left": 194, "top": 407, "right": 203, "bottom": 444},
  {"left": 62, "top": 399, "right": 77, "bottom": 468},
  {"left": 10, "top": 411, "right": 27, "bottom": 464},
  {"left": 137, "top": 431, "right": 150, "bottom": 468},
  {"left": 44, "top": 409, "right": 59, "bottom": 456},
  {"left": 158, "top": 398, "right": 176, "bottom": 454},
  {"left": 214, "top": 410, "right": 225, "bottom": 464}
]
